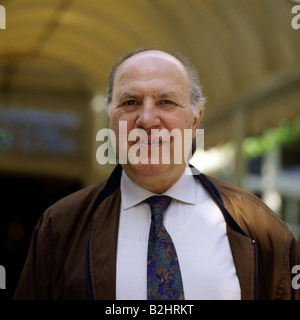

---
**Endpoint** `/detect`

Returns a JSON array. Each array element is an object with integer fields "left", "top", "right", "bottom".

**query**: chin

[
  {"left": 126, "top": 162, "right": 171, "bottom": 177},
  {"left": 126, "top": 161, "right": 187, "bottom": 178}
]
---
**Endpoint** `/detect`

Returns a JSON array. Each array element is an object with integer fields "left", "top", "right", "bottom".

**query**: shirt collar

[{"left": 120, "top": 166, "right": 196, "bottom": 210}]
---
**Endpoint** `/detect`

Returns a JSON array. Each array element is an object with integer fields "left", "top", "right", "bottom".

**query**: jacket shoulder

[
  {"left": 37, "top": 179, "right": 108, "bottom": 237},
  {"left": 205, "top": 175, "right": 292, "bottom": 238},
  {"left": 47, "top": 180, "right": 107, "bottom": 213},
  {"left": 205, "top": 175, "right": 300, "bottom": 300}
]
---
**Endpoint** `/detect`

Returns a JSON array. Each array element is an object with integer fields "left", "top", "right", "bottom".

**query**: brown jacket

[{"left": 14, "top": 164, "right": 300, "bottom": 300}]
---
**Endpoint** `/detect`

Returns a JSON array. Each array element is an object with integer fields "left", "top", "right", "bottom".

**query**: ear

[{"left": 192, "top": 107, "right": 203, "bottom": 138}]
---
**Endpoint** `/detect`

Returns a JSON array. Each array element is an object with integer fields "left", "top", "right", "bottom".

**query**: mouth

[
  {"left": 135, "top": 136, "right": 165, "bottom": 149},
  {"left": 138, "top": 139, "right": 161, "bottom": 146},
  {"left": 125, "top": 134, "right": 176, "bottom": 165}
]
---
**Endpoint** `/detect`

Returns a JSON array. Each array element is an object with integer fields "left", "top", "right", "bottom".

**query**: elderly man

[{"left": 14, "top": 48, "right": 300, "bottom": 300}]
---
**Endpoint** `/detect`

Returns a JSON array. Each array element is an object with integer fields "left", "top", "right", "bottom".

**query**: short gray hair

[{"left": 104, "top": 48, "right": 206, "bottom": 117}]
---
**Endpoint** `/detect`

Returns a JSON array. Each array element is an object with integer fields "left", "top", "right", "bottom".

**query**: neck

[{"left": 122, "top": 164, "right": 186, "bottom": 194}]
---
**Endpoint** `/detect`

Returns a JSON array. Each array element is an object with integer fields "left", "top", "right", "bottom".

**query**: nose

[{"left": 136, "top": 100, "right": 161, "bottom": 130}]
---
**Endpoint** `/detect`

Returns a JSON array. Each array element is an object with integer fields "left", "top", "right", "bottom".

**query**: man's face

[{"left": 107, "top": 51, "right": 202, "bottom": 187}]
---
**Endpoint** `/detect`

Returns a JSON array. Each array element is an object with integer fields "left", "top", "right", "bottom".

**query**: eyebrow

[
  {"left": 116, "top": 91, "right": 179, "bottom": 104},
  {"left": 155, "top": 92, "right": 178, "bottom": 99}
]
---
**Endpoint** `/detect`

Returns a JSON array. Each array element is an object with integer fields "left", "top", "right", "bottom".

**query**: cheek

[
  {"left": 110, "top": 111, "right": 136, "bottom": 130},
  {"left": 167, "top": 112, "right": 194, "bottom": 130},
  {"left": 109, "top": 115, "right": 137, "bottom": 145}
]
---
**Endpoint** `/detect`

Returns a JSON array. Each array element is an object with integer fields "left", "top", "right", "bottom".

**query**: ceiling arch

[{"left": 0, "top": 0, "right": 299, "bottom": 148}]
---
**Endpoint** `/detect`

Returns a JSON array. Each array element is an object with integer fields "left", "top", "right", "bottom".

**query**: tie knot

[{"left": 145, "top": 195, "right": 173, "bottom": 216}]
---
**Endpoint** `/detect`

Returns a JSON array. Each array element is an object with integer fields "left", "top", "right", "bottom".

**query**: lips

[
  {"left": 134, "top": 135, "right": 165, "bottom": 148},
  {"left": 138, "top": 139, "right": 161, "bottom": 145}
]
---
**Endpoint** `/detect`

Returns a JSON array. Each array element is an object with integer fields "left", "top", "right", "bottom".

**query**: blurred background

[{"left": 0, "top": 0, "right": 300, "bottom": 299}]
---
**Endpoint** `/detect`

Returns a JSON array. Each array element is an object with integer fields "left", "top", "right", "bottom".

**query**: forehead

[{"left": 113, "top": 51, "right": 190, "bottom": 92}]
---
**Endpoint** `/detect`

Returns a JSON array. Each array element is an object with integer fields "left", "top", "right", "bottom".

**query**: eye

[
  {"left": 159, "top": 99, "right": 177, "bottom": 106},
  {"left": 123, "top": 100, "right": 137, "bottom": 106},
  {"left": 120, "top": 100, "right": 141, "bottom": 108}
]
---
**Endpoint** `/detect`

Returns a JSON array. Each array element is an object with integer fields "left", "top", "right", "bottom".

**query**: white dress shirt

[{"left": 116, "top": 167, "right": 241, "bottom": 300}]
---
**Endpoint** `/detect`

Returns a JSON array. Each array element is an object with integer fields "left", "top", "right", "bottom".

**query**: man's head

[
  {"left": 105, "top": 48, "right": 206, "bottom": 117},
  {"left": 105, "top": 49, "right": 205, "bottom": 193}
]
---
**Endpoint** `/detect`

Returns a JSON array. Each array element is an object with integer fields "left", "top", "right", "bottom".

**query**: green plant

[{"left": 242, "top": 116, "right": 300, "bottom": 159}]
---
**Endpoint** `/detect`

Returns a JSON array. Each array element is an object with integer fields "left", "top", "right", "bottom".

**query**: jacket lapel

[
  {"left": 226, "top": 226, "right": 257, "bottom": 300},
  {"left": 88, "top": 190, "right": 121, "bottom": 299},
  {"left": 87, "top": 164, "right": 122, "bottom": 300}
]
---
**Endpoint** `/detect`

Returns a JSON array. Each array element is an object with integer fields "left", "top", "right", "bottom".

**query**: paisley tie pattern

[{"left": 146, "top": 195, "right": 185, "bottom": 300}]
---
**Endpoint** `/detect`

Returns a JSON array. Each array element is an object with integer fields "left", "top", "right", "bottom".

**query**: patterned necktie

[{"left": 146, "top": 195, "right": 185, "bottom": 300}]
